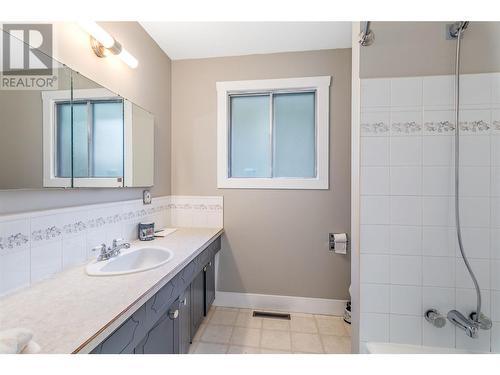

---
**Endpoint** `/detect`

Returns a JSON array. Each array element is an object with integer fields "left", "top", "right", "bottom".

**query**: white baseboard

[{"left": 213, "top": 291, "right": 347, "bottom": 316}]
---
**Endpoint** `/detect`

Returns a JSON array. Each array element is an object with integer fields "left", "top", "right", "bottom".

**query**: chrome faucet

[
  {"left": 447, "top": 310, "right": 479, "bottom": 338},
  {"left": 91, "top": 238, "right": 130, "bottom": 262}
]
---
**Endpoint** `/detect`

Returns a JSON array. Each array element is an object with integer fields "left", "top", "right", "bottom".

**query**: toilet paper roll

[{"left": 333, "top": 233, "right": 348, "bottom": 254}]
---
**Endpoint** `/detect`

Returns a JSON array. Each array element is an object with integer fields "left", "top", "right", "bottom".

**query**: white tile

[
  {"left": 422, "top": 227, "right": 456, "bottom": 257},
  {"left": 390, "top": 167, "right": 422, "bottom": 196},
  {"left": 390, "top": 226, "right": 422, "bottom": 255},
  {"left": 492, "top": 136, "right": 500, "bottom": 166},
  {"left": 361, "top": 111, "right": 390, "bottom": 136},
  {"left": 361, "top": 196, "right": 390, "bottom": 225},
  {"left": 390, "top": 111, "right": 422, "bottom": 136},
  {"left": 422, "top": 167, "right": 453, "bottom": 196},
  {"left": 360, "top": 225, "right": 390, "bottom": 254},
  {"left": 459, "top": 74, "right": 491, "bottom": 106},
  {"left": 422, "top": 135, "right": 454, "bottom": 165},
  {"left": 422, "top": 197, "right": 454, "bottom": 226},
  {"left": 390, "top": 196, "right": 422, "bottom": 226},
  {"left": 491, "top": 323, "right": 500, "bottom": 353},
  {"left": 455, "top": 288, "right": 491, "bottom": 318},
  {"left": 457, "top": 227, "right": 490, "bottom": 259},
  {"left": 390, "top": 285, "right": 422, "bottom": 315},
  {"left": 423, "top": 76, "right": 454, "bottom": 107},
  {"left": 459, "top": 136, "right": 490, "bottom": 166},
  {"left": 0, "top": 248, "right": 30, "bottom": 295},
  {"left": 360, "top": 313, "right": 389, "bottom": 342},
  {"left": 390, "top": 255, "right": 422, "bottom": 286},
  {"left": 423, "top": 256, "right": 455, "bottom": 288},
  {"left": 361, "top": 167, "right": 390, "bottom": 195},
  {"left": 455, "top": 258, "right": 490, "bottom": 290},
  {"left": 361, "top": 137, "right": 390, "bottom": 166},
  {"left": 0, "top": 218, "right": 30, "bottom": 250},
  {"left": 491, "top": 260, "right": 500, "bottom": 290},
  {"left": 360, "top": 254, "right": 390, "bottom": 284},
  {"left": 491, "top": 167, "right": 500, "bottom": 197},
  {"left": 423, "top": 287, "right": 455, "bottom": 313},
  {"left": 361, "top": 284, "right": 390, "bottom": 313},
  {"left": 491, "top": 73, "right": 500, "bottom": 105},
  {"left": 491, "top": 229, "right": 500, "bottom": 259},
  {"left": 492, "top": 291, "right": 500, "bottom": 322},
  {"left": 459, "top": 167, "right": 490, "bottom": 197},
  {"left": 391, "top": 77, "right": 423, "bottom": 107},
  {"left": 30, "top": 241, "right": 62, "bottom": 283},
  {"left": 390, "top": 137, "right": 422, "bottom": 166},
  {"left": 361, "top": 79, "right": 391, "bottom": 107},
  {"left": 62, "top": 234, "right": 86, "bottom": 269},
  {"left": 459, "top": 197, "right": 490, "bottom": 227},
  {"left": 491, "top": 198, "right": 500, "bottom": 228},
  {"left": 423, "top": 318, "right": 456, "bottom": 348},
  {"left": 389, "top": 315, "right": 422, "bottom": 345}
]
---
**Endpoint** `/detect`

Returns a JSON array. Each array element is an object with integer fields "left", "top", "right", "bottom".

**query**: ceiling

[{"left": 140, "top": 22, "right": 352, "bottom": 60}]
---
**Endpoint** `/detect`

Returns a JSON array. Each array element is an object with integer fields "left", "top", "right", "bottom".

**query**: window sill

[{"left": 217, "top": 177, "right": 328, "bottom": 190}]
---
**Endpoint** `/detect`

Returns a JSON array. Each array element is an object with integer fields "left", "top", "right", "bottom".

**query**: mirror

[{"left": 0, "top": 27, "right": 155, "bottom": 190}]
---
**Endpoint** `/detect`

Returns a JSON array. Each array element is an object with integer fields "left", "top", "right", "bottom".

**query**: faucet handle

[
  {"left": 112, "top": 238, "right": 124, "bottom": 248},
  {"left": 425, "top": 309, "right": 446, "bottom": 328},
  {"left": 92, "top": 243, "right": 107, "bottom": 254}
]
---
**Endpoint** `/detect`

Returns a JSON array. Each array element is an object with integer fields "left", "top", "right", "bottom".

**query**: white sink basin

[{"left": 86, "top": 246, "right": 173, "bottom": 276}]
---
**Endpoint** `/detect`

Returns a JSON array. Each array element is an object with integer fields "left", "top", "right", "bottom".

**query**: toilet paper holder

[{"left": 329, "top": 233, "right": 349, "bottom": 252}]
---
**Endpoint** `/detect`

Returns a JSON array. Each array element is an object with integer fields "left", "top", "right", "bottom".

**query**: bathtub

[{"left": 362, "top": 342, "right": 483, "bottom": 354}]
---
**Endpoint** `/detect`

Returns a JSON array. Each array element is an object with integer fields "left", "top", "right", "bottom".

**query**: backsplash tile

[{"left": 0, "top": 195, "right": 223, "bottom": 297}]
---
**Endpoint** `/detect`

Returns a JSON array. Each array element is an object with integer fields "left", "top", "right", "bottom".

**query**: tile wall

[
  {"left": 360, "top": 73, "right": 500, "bottom": 352},
  {"left": 0, "top": 195, "right": 223, "bottom": 296}
]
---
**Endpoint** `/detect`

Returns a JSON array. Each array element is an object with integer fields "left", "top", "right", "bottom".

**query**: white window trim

[
  {"left": 216, "top": 76, "right": 331, "bottom": 189},
  {"left": 42, "top": 88, "right": 124, "bottom": 188}
]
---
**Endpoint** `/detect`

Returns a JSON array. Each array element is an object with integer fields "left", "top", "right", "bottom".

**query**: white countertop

[{"left": 0, "top": 227, "right": 223, "bottom": 354}]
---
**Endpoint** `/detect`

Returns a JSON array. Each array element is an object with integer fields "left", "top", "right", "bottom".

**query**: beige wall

[
  {"left": 361, "top": 21, "right": 500, "bottom": 78},
  {"left": 171, "top": 49, "right": 352, "bottom": 300},
  {"left": 0, "top": 22, "right": 171, "bottom": 214}
]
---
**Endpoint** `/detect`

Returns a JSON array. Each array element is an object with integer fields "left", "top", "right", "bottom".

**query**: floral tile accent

[
  {"left": 459, "top": 120, "right": 490, "bottom": 133},
  {"left": 0, "top": 233, "right": 29, "bottom": 250},
  {"left": 424, "top": 121, "right": 455, "bottom": 134},
  {"left": 361, "top": 122, "right": 390, "bottom": 135},
  {"left": 391, "top": 121, "right": 421, "bottom": 135}
]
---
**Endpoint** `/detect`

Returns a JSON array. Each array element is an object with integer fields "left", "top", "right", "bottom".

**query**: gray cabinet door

[
  {"left": 178, "top": 286, "right": 191, "bottom": 354},
  {"left": 204, "top": 257, "right": 215, "bottom": 315},
  {"left": 134, "top": 303, "right": 179, "bottom": 354},
  {"left": 190, "top": 271, "right": 204, "bottom": 341}
]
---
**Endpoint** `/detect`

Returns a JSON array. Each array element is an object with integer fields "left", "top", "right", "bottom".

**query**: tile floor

[{"left": 188, "top": 306, "right": 351, "bottom": 354}]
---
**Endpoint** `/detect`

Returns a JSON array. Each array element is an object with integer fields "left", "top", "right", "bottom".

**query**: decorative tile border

[
  {"left": 0, "top": 233, "right": 29, "bottom": 250},
  {"left": 391, "top": 121, "right": 421, "bottom": 135},
  {"left": 424, "top": 121, "right": 455, "bottom": 134},
  {"left": 360, "top": 122, "right": 389, "bottom": 135}
]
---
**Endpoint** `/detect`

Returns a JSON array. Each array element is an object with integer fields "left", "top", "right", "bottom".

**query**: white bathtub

[{"left": 362, "top": 342, "right": 483, "bottom": 354}]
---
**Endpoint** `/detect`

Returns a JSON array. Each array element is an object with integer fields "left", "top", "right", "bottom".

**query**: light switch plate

[{"left": 143, "top": 189, "right": 152, "bottom": 205}]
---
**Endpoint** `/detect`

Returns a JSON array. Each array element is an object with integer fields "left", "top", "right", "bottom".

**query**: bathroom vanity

[
  {"left": 89, "top": 234, "right": 220, "bottom": 354},
  {"left": 0, "top": 228, "right": 222, "bottom": 354}
]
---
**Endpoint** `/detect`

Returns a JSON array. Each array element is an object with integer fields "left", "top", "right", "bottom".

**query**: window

[
  {"left": 42, "top": 88, "right": 125, "bottom": 188},
  {"left": 217, "top": 76, "right": 330, "bottom": 189},
  {"left": 55, "top": 100, "right": 124, "bottom": 179}
]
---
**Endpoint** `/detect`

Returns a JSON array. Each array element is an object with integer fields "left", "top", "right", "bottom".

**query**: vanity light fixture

[{"left": 78, "top": 21, "right": 139, "bottom": 69}]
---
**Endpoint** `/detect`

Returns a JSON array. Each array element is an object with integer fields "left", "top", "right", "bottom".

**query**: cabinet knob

[
  {"left": 169, "top": 309, "right": 179, "bottom": 319},
  {"left": 180, "top": 298, "right": 187, "bottom": 306}
]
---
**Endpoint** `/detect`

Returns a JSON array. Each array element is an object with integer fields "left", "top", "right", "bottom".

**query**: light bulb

[
  {"left": 78, "top": 21, "right": 114, "bottom": 49},
  {"left": 118, "top": 48, "right": 139, "bottom": 69}
]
